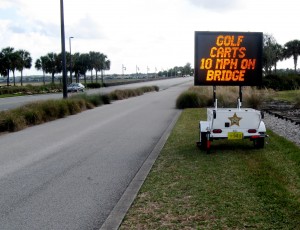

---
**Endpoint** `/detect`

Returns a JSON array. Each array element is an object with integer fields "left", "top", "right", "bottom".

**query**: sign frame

[{"left": 194, "top": 31, "right": 263, "bottom": 86}]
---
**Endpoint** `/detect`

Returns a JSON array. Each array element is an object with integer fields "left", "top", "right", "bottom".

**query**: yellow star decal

[{"left": 228, "top": 113, "right": 242, "bottom": 126}]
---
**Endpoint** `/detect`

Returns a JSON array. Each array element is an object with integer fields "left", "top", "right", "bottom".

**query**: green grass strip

[{"left": 121, "top": 108, "right": 300, "bottom": 229}]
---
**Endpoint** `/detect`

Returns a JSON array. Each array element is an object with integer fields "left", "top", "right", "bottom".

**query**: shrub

[
  {"left": 176, "top": 91, "right": 201, "bottom": 109},
  {"left": 0, "top": 110, "right": 27, "bottom": 132},
  {"left": 56, "top": 100, "right": 71, "bottom": 118},
  {"left": 262, "top": 74, "right": 300, "bottom": 91},
  {"left": 86, "top": 94, "right": 103, "bottom": 107},
  {"left": 66, "top": 99, "right": 86, "bottom": 114},
  {"left": 108, "top": 86, "right": 159, "bottom": 100},
  {"left": 86, "top": 82, "right": 102, "bottom": 88},
  {"left": 22, "top": 106, "right": 44, "bottom": 125},
  {"left": 101, "top": 94, "right": 111, "bottom": 104}
]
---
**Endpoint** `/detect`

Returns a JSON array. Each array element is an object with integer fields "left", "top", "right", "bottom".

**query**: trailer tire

[
  {"left": 201, "top": 132, "right": 211, "bottom": 153},
  {"left": 200, "top": 132, "right": 206, "bottom": 149},
  {"left": 254, "top": 137, "right": 264, "bottom": 149}
]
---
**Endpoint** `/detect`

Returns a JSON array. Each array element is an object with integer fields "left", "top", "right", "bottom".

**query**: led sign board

[{"left": 194, "top": 31, "right": 263, "bottom": 86}]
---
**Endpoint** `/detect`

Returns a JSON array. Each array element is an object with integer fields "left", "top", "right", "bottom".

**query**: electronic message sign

[{"left": 194, "top": 31, "right": 263, "bottom": 86}]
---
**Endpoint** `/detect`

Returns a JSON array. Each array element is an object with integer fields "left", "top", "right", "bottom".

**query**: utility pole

[{"left": 60, "top": 0, "right": 68, "bottom": 98}]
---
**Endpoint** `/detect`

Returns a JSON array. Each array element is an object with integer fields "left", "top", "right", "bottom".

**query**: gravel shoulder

[{"left": 264, "top": 113, "right": 300, "bottom": 147}]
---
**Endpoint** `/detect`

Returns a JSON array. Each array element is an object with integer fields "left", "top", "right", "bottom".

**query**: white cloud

[
  {"left": 0, "top": 0, "right": 299, "bottom": 75},
  {"left": 188, "top": 0, "right": 239, "bottom": 11}
]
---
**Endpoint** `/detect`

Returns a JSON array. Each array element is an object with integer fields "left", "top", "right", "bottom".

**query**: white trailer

[{"left": 197, "top": 86, "right": 266, "bottom": 152}]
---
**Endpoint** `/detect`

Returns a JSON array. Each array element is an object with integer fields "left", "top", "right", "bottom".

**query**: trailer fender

[
  {"left": 199, "top": 121, "right": 209, "bottom": 132},
  {"left": 258, "top": 121, "right": 266, "bottom": 133}
]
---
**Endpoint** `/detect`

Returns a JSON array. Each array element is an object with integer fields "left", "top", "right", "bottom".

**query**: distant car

[{"left": 67, "top": 83, "right": 85, "bottom": 92}]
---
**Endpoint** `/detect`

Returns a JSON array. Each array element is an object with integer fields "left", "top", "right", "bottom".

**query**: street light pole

[
  {"left": 60, "top": 0, "right": 68, "bottom": 98},
  {"left": 69, "top": 36, "right": 74, "bottom": 83}
]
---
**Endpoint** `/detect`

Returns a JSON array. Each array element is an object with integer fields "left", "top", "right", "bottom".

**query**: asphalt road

[{"left": 0, "top": 77, "right": 193, "bottom": 229}]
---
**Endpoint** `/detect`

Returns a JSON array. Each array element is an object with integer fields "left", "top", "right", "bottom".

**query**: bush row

[
  {"left": 86, "top": 82, "right": 102, "bottom": 88},
  {"left": 261, "top": 74, "right": 300, "bottom": 91},
  {"left": 108, "top": 85, "right": 159, "bottom": 100},
  {"left": 0, "top": 85, "right": 159, "bottom": 133},
  {"left": 0, "top": 84, "right": 63, "bottom": 95}
]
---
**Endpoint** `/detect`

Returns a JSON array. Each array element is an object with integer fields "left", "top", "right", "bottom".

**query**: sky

[{"left": 0, "top": 0, "right": 299, "bottom": 76}]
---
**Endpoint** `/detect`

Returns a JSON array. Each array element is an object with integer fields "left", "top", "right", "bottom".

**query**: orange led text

[{"left": 199, "top": 34, "right": 257, "bottom": 82}]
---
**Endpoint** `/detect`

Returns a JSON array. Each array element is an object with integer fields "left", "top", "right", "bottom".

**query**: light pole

[
  {"left": 122, "top": 64, "right": 126, "bottom": 76},
  {"left": 69, "top": 36, "right": 74, "bottom": 83},
  {"left": 136, "top": 65, "right": 139, "bottom": 78},
  {"left": 60, "top": 0, "right": 67, "bottom": 98}
]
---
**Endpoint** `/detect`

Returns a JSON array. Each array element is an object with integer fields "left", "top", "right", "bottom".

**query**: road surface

[{"left": 0, "top": 77, "right": 193, "bottom": 229}]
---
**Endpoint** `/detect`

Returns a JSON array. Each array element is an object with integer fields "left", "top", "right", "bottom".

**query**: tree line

[
  {"left": 0, "top": 47, "right": 110, "bottom": 86},
  {"left": 263, "top": 34, "right": 300, "bottom": 75},
  {"left": 157, "top": 63, "right": 193, "bottom": 77}
]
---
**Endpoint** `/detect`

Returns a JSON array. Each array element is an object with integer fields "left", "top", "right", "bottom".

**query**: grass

[
  {"left": 273, "top": 90, "right": 300, "bottom": 103},
  {"left": 120, "top": 108, "right": 300, "bottom": 229},
  {"left": 0, "top": 93, "right": 25, "bottom": 98}
]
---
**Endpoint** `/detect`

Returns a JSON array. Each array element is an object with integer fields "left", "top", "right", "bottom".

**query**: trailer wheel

[
  {"left": 201, "top": 132, "right": 211, "bottom": 153},
  {"left": 253, "top": 137, "right": 265, "bottom": 149}
]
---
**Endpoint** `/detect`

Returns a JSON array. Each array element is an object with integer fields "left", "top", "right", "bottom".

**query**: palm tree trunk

[
  {"left": 13, "top": 70, "right": 16, "bottom": 86},
  {"left": 43, "top": 71, "right": 45, "bottom": 85},
  {"left": 294, "top": 55, "right": 298, "bottom": 74},
  {"left": 6, "top": 69, "right": 10, "bottom": 86},
  {"left": 21, "top": 71, "right": 23, "bottom": 86},
  {"left": 52, "top": 72, "right": 55, "bottom": 84}
]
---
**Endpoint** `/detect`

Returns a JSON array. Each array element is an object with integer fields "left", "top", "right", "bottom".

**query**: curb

[{"left": 100, "top": 110, "right": 182, "bottom": 230}]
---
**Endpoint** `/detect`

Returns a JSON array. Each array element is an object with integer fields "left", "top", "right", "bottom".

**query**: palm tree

[
  {"left": 16, "top": 49, "right": 32, "bottom": 86},
  {"left": 1, "top": 47, "right": 15, "bottom": 86},
  {"left": 272, "top": 43, "right": 283, "bottom": 74},
  {"left": 102, "top": 59, "right": 111, "bottom": 85},
  {"left": 35, "top": 56, "right": 48, "bottom": 85},
  {"left": 283, "top": 39, "right": 300, "bottom": 73},
  {"left": 10, "top": 51, "right": 21, "bottom": 86},
  {"left": 89, "top": 51, "right": 98, "bottom": 83},
  {"left": 93, "top": 52, "right": 105, "bottom": 83},
  {"left": 0, "top": 52, "right": 6, "bottom": 77},
  {"left": 43, "top": 52, "right": 62, "bottom": 84},
  {"left": 72, "top": 52, "right": 81, "bottom": 83},
  {"left": 73, "top": 53, "right": 90, "bottom": 84},
  {"left": 263, "top": 34, "right": 282, "bottom": 75}
]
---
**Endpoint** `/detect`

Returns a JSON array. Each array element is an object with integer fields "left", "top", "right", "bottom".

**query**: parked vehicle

[{"left": 67, "top": 83, "right": 85, "bottom": 92}]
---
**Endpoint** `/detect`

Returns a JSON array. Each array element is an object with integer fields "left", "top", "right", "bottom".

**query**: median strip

[{"left": 0, "top": 86, "right": 159, "bottom": 134}]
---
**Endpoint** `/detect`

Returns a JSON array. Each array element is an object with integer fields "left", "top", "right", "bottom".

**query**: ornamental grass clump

[
  {"left": 0, "top": 110, "right": 27, "bottom": 132},
  {"left": 176, "top": 91, "right": 202, "bottom": 109},
  {"left": 108, "top": 86, "right": 158, "bottom": 100},
  {"left": 294, "top": 95, "right": 300, "bottom": 109},
  {"left": 176, "top": 86, "right": 274, "bottom": 109},
  {"left": 243, "top": 87, "right": 274, "bottom": 109}
]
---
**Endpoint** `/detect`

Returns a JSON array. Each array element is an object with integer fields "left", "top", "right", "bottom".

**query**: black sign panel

[{"left": 194, "top": 31, "right": 263, "bottom": 86}]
